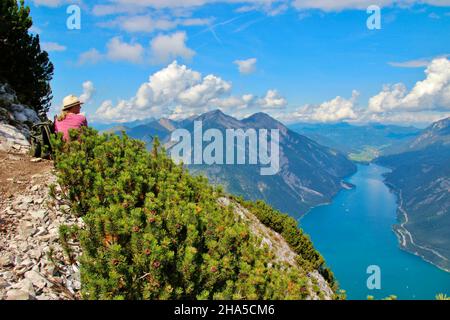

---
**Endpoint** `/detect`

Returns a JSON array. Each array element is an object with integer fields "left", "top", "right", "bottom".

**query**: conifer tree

[{"left": 0, "top": 0, "right": 54, "bottom": 117}]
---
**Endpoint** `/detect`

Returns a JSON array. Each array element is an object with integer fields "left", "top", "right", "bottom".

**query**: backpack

[{"left": 29, "top": 118, "right": 55, "bottom": 159}]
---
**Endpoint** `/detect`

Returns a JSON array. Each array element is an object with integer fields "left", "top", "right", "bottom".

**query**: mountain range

[
  {"left": 178, "top": 110, "right": 357, "bottom": 215},
  {"left": 102, "top": 110, "right": 357, "bottom": 216},
  {"left": 377, "top": 117, "right": 450, "bottom": 271},
  {"left": 99, "top": 111, "right": 450, "bottom": 272}
]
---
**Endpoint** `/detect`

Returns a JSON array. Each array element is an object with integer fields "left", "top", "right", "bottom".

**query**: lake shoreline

[
  {"left": 299, "top": 178, "right": 357, "bottom": 221},
  {"left": 301, "top": 163, "right": 450, "bottom": 299},
  {"left": 339, "top": 164, "right": 450, "bottom": 274}
]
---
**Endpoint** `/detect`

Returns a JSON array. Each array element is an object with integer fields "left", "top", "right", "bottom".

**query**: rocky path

[{"left": 0, "top": 151, "right": 82, "bottom": 300}]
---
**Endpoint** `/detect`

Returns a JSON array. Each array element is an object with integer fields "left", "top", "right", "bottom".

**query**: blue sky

[{"left": 27, "top": 0, "right": 450, "bottom": 126}]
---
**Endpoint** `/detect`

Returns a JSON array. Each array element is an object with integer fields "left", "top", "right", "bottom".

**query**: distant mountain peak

[
  {"left": 206, "top": 109, "right": 225, "bottom": 116},
  {"left": 242, "top": 112, "right": 288, "bottom": 134},
  {"left": 429, "top": 117, "right": 450, "bottom": 132},
  {"left": 195, "top": 109, "right": 243, "bottom": 129},
  {"left": 245, "top": 112, "right": 278, "bottom": 122},
  {"left": 197, "top": 109, "right": 229, "bottom": 120},
  {"left": 158, "top": 118, "right": 177, "bottom": 131},
  {"left": 409, "top": 116, "right": 450, "bottom": 150}
]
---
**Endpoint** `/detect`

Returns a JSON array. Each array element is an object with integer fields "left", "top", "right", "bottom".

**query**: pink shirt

[{"left": 55, "top": 113, "right": 88, "bottom": 141}]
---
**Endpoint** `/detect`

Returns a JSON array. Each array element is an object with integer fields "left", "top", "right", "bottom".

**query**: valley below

[{"left": 300, "top": 164, "right": 450, "bottom": 300}]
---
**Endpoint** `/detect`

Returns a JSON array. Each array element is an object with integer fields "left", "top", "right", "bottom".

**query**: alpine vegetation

[{"left": 51, "top": 128, "right": 336, "bottom": 300}]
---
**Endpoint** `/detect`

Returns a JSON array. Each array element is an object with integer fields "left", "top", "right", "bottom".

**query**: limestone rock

[
  {"left": 16, "top": 278, "right": 36, "bottom": 297},
  {"left": 0, "top": 124, "right": 30, "bottom": 154},
  {"left": 0, "top": 253, "right": 13, "bottom": 267},
  {"left": 24, "top": 270, "right": 48, "bottom": 290},
  {"left": 31, "top": 209, "right": 46, "bottom": 220},
  {"left": 5, "top": 289, "right": 33, "bottom": 300},
  {"left": 18, "top": 221, "right": 35, "bottom": 239}
]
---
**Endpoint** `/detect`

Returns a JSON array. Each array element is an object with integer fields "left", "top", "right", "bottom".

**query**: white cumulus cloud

[
  {"left": 94, "top": 61, "right": 286, "bottom": 122},
  {"left": 258, "top": 89, "right": 287, "bottom": 109},
  {"left": 80, "top": 81, "right": 95, "bottom": 104},
  {"left": 78, "top": 49, "right": 103, "bottom": 65},
  {"left": 96, "top": 61, "right": 228, "bottom": 121},
  {"left": 369, "top": 58, "right": 450, "bottom": 113},
  {"left": 78, "top": 32, "right": 196, "bottom": 65},
  {"left": 106, "top": 37, "right": 145, "bottom": 63},
  {"left": 234, "top": 58, "right": 257, "bottom": 74},
  {"left": 283, "top": 91, "right": 359, "bottom": 123},
  {"left": 149, "top": 31, "right": 196, "bottom": 64}
]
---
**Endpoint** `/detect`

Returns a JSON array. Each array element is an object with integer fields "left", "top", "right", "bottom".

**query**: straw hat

[{"left": 62, "top": 95, "right": 84, "bottom": 111}]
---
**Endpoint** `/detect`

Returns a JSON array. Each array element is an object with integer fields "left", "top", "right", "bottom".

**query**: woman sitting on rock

[{"left": 55, "top": 95, "right": 88, "bottom": 141}]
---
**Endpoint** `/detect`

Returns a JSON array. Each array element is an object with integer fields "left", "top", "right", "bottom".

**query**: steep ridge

[{"left": 377, "top": 117, "right": 450, "bottom": 271}]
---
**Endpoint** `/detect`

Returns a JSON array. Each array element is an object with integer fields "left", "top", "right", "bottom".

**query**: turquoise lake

[{"left": 299, "top": 164, "right": 450, "bottom": 300}]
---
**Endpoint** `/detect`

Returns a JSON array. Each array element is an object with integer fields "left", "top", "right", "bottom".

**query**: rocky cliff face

[{"left": 0, "top": 83, "right": 40, "bottom": 154}]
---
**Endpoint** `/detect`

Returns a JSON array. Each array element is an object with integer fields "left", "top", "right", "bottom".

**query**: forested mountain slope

[{"left": 377, "top": 117, "right": 450, "bottom": 271}]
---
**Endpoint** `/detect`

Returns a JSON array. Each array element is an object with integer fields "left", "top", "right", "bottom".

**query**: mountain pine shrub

[{"left": 51, "top": 128, "right": 331, "bottom": 300}]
